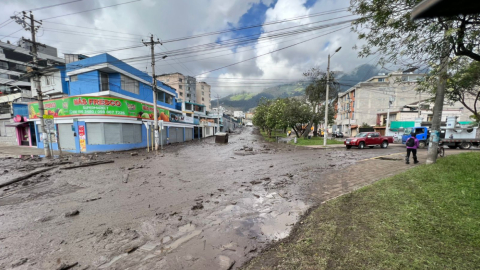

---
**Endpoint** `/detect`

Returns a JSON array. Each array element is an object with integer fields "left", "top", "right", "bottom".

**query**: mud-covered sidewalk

[{"left": 0, "top": 127, "right": 405, "bottom": 270}]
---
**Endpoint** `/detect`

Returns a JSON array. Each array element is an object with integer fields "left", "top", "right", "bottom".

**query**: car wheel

[
  {"left": 358, "top": 142, "right": 365, "bottom": 149},
  {"left": 460, "top": 142, "right": 472, "bottom": 149},
  {"left": 381, "top": 141, "right": 388, "bottom": 148},
  {"left": 418, "top": 141, "right": 426, "bottom": 148},
  {"left": 346, "top": 145, "right": 352, "bottom": 149}
]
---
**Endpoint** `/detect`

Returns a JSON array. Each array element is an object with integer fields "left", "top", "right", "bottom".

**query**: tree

[
  {"left": 302, "top": 67, "right": 339, "bottom": 138},
  {"left": 350, "top": 0, "right": 480, "bottom": 164},
  {"left": 350, "top": 0, "right": 480, "bottom": 67},
  {"left": 419, "top": 57, "right": 480, "bottom": 122},
  {"left": 283, "top": 97, "right": 313, "bottom": 138},
  {"left": 252, "top": 98, "right": 271, "bottom": 133}
]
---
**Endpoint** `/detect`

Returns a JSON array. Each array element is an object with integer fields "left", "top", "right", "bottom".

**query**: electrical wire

[
  {"left": 28, "top": 0, "right": 84, "bottom": 12},
  {"left": 40, "top": 0, "right": 142, "bottom": 20}
]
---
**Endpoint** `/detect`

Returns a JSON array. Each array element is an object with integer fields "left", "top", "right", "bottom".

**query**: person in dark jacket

[{"left": 405, "top": 132, "right": 419, "bottom": 164}]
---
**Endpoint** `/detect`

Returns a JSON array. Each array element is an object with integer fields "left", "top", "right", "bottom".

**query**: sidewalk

[
  {"left": 309, "top": 148, "right": 466, "bottom": 203},
  {"left": 298, "top": 143, "right": 406, "bottom": 149}
]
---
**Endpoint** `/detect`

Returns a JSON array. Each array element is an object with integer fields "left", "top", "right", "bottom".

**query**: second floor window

[
  {"left": 179, "top": 85, "right": 183, "bottom": 89},
  {"left": 120, "top": 74, "right": 139, "bottom": 94},
  {"left": 45, "top": 75, "right": 54, "bottom": 86},
  {"left": 180, "top": 92, "right": 183, "bottom": 96},
  {"left": 202, "top": 91, "right": 204, "bottom": 96}
]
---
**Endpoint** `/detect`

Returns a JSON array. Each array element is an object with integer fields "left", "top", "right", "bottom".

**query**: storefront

[
  {"left": 28, "top": 96, "right": 195, "bottom": 153},
  {"left": 5, "top": 115, "right": 37, "bottom": 147}
]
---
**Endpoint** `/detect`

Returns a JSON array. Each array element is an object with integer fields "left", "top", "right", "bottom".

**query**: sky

[{"left": 0, "top": 0, "right": 376, "bottom": 98}]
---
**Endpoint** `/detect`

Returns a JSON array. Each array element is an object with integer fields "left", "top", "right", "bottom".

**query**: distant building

[
  {"left": 17, "top": 38, "right": 58, "bottom": 57},
  {"left": 156, "top": 73, "right": 197, "bottom": 104},
  {"left": 233, "top": 111, "right": 245, "bottom": 118},
  {"left": 0, "top": 40, "right": 63, "bottom": 146},
  {"left": 336, "top": 71, "right": 425, "bottom": 136},
  {"left": 196, "top": 81, "right": 211, "bottom": 110}
]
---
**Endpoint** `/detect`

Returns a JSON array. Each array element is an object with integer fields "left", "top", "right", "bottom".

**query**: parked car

[
  {"left": 246, "top": 122, "right": 253, "bottom": 127},
  {"left": 344, "top": 132, "right": 394, "bottom": 149},
  {"left": 332, "top": 131, "right": 344, "bottom": 138}
]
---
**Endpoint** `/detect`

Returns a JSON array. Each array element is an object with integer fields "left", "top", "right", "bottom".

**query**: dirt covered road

[{"left": 0, "top": 127, "right": 404, "bottom": 269}]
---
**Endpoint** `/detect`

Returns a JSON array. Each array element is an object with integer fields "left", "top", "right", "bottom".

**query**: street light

[{"left": 324, "top": 46, "right": 341, "bottom": 146}]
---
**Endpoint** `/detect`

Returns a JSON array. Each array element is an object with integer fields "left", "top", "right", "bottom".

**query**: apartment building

[
  {"left": 156, "top": 73, "right": 197, "bottom": 103},
  {"left": 336, "top": 71, "right": 424, "bottom": 136},
  {"left": 196, "top": 81, "right": 211, "bottom": 110}
]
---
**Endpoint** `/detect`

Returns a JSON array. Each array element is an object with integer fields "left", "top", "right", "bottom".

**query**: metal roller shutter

[
  {"left": 58, "top": 123, "right": 76, "bottom": 150},
  {"left": 176, "top": 128, "right": 183, "bottom": 142},
  {"left": 169, "top": 127, "right": 177, "bottom": 143},
  {"left": 185, "top": 128, "right": 193, "bottom": 141}
]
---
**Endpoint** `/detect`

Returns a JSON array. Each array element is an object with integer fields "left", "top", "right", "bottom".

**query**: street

[{"left": 0, "top": 127, "right": 458, "bottom": 269}]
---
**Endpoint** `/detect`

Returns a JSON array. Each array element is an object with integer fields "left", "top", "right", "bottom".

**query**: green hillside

[{"left": 215, "top": 64, "right": 382, "bottom": 111}]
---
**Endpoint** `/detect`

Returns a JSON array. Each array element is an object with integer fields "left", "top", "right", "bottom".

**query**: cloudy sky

[{"left": 0, "top": 0, "right": 375, "bottom": 97}]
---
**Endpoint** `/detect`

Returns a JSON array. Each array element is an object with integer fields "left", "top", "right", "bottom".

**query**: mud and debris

[{"left": 0, "top": 127, "right": 405, "bottom": 269}]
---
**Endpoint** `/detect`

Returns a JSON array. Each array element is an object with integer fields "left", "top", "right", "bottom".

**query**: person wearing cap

[{"left": 405, "top": 132, "right": 419, "bottom": 164}]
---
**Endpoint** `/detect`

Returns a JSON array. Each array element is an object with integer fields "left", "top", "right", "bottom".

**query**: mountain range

[{"left": 216, "top": 64, "right": 384, "bottom": 112}]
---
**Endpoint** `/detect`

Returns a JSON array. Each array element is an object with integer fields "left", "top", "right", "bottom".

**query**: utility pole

[
  {"left": 143, "top": 35, "right": 163, "bottom": 151},
  {"left": 324, "top": 47, "right": 341, "bottom": 146},
  {"left": 418, "top": 92, "right": 422, "bottom": 118},
  {"left": 12, "top": 12, "right": 51, "bottom": 158},
  {"left": 215, "top": 94, "right": 221, "bottom": 133},
  {"left": 426, "top": 52, "right": 449, "bottom": 164}
]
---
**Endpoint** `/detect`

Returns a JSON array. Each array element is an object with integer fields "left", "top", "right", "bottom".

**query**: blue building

[{"left": 28, "top": 53, "right": 199, "bottom": 153}]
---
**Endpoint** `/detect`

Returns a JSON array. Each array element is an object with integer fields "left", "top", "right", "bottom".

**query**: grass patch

[
  {"left": 289, "top": 136, "right": 344, "bottom": 145},
  {"left": 243, "top": 152, "right": 480, "bottom": 270},
  {"left": 260, "top": 130, "right": 288, "bottom": 142}
]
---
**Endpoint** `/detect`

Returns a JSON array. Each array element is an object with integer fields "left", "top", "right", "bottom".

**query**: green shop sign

[{"left": 28, "top": 96, "right": 170, "bottom": 121}]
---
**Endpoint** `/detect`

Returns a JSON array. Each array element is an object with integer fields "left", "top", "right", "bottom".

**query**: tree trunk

[
  {"left": 302, "top": 104, "right": 317, "bottom": 139},
  {"left": 313, "top": 124, "right": 318, "bottom": 137},
  {"left": 291, "top": 125, "right": 300, "bottom": 138}
]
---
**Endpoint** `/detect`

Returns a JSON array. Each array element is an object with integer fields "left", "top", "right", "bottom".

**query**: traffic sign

[
  {"left": 45, "top": 119, "right": 54, "bottom": 126},
  {"left": 44, "top": 115, "right": 54, "bottom": 119}
]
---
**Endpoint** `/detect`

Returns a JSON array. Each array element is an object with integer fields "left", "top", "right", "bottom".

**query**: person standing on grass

[{"left": 405, "top": 132, "right": 419, "bottom": 164}]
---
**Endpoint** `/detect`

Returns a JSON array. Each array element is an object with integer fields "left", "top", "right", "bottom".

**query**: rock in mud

[
  {"left": 56, "top": 262, "right": 78, "bottom": 270},
  {"left": 191, "top": 202, "right": 204, "bottom": 210},
  {"left": 250, "top": 180, "right": 262, "bottom": 185},
  {"left": 131, "top": 152, "right": 138, "bottom": 156},
  {"left": 11, "top": 258, "right": 28, "bottom": 267},
  {"left": 64, "top": 210, "right": 80, "bottom": 217}
]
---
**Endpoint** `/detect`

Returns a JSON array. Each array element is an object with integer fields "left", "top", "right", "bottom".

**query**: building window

[
  {"left": 179, "top": 85, "right": 183, "bottom": 89},
  {"left": 202, "top": 97, "right": 204, "bottom": 101},
  {"left": 157, "top": 91, "right": 165, "bottom": 102},
  {"left": 166, "top": 79, "right": 169, "bottom": 82},
  {"left": 187, "top": 94, "right": 190, "bottom": 97},
  {"left": 0, "top": 73, "right": 7, "bottom": 79},
  {"left": 100, "top": 72, "right": 109, "bottom": 91},
  {"left": 201, "top": 85, "right": 204, "bottom": 90},
  {"left": 120, "top": 74, "right": 139, "bottom": 94},
  {"left": 45, "top": 75, "right": 54, "bottom": 86},
  {"left": 87, "top": 123, "right": 142, "bottom": 145},
  {"left": 165, "top": 94, "right": 173, "bottom": 105},
  {"left": 179, "top": 92, "right": 183, "bottom": 96},
  {"left": 179, "top": 78, "right": 183, "bottom": 83},
  {"left": 378, "top": 78, "right": 385, "bottom": 82},
  {"left": 202, "top": 91, "right": 204, "bottom": 96},
  {"left": 71, "top": 75, "right": 78, "bottom": 82},
  {"left": 0, "top": 61, "right": 8, "bottom": 70}
]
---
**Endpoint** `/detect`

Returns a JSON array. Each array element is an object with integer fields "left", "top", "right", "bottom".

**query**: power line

[
  {"left": 40, "top": 0, "right": 142, "bottom": 20},
  {"left": 194, "top": 26, "right": 351, "bottom": 78},
  {"left": 28, "top": 0, "right": 84, "bottom": 12},
  {"left": 42, "top": 21, "right": 144, "bottom": 37}
]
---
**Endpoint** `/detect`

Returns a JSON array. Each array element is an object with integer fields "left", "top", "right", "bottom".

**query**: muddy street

[{"left": 0, "top": 127, "right": 404, "bottom": 269}]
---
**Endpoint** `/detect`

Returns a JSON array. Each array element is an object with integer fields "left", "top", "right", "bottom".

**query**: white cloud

[{"left": 0, "top": 0, "right": 374, "bottom": 97}]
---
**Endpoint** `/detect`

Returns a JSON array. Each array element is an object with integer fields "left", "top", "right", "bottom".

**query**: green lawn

[
  {"left": 243, "top": 152, "right": 480, "bottom": 270},
  {"left": 289, "top": 136, "right": 344, "bottom": 145},
  {"left": 260, "top": 130, "right": 288, "bottom": 142}
]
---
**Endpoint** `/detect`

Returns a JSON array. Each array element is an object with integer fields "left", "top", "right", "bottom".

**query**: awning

[
  {"left": 5, "top": 122, "right": 28, "bottom": 127},
  {"left": 350, "top": 125, "right": 358, "bottom": 129},
  {"left": 374, "top": 126, "right": 386, "bottom": 129}
]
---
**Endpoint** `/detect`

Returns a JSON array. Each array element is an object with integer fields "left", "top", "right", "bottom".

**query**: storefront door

[{"left": 58, "top": 124, "right": 76, "bottom": 150}]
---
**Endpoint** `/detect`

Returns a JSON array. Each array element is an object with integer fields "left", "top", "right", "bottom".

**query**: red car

[{"left": 344, "top": 132, "right": 394, "bottom": 149}]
